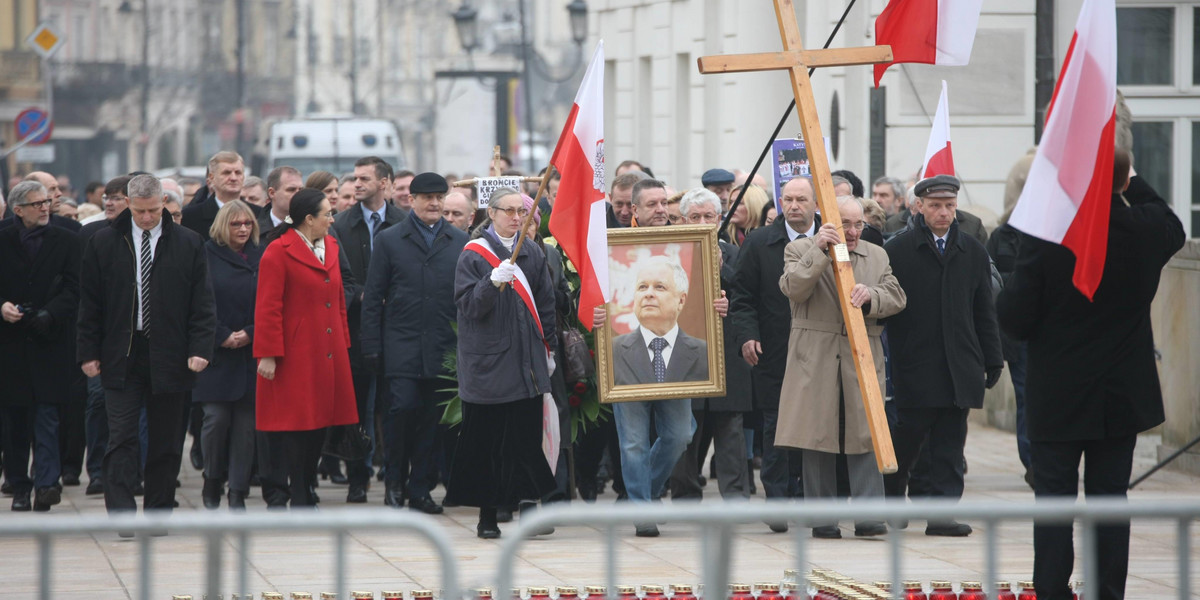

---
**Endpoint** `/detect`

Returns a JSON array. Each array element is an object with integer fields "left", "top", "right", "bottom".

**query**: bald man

[{"left": 441, "top": 191, "right": 475, "bottom": 232}]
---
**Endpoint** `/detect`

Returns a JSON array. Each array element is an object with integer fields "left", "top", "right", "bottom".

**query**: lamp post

[
  {"left": 452, "top": 0, "right": 589, "bottom": 173},
  {"left": 118, "top": 0, "right": 150, "bottom": 170}
]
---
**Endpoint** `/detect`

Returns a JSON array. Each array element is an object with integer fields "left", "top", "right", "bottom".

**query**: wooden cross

[{"left": 698, "top": 0, "right": 898, "bottom": 474}]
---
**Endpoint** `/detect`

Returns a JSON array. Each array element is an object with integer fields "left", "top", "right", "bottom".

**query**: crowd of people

[{"left": 0, "top": 143, "right": 1182, "bottom": 600}]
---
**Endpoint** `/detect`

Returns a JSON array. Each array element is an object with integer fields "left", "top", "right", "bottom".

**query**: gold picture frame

[{"left": 596, "top": 224, "right": 726, "bottom": 403}]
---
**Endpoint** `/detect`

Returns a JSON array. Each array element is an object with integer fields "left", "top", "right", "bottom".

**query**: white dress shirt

[
  {"left": 638, "top": 324, "right": 680, "bottom": 367},
  {"left": 131, "top": 219, "right": 164, "bottom": 330},
  {"left": 785, "top": 219, "right": 817, "bottom": 241}
]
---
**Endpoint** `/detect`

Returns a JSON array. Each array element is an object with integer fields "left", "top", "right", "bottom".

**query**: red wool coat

[{"left": 253, "top": 228, "right": 358, "bottom": 431}]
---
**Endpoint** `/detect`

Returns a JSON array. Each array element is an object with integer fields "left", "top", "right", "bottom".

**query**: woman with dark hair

[
  {"left": 196, "top": 200, "right": 261, "bottom": 510},
  {"left": 305, "top": 171, "right": 340, "bottom": 209},
  {"left": 253, "top": 189, "right": 358, "bottom": 507},
  {"left": 447, "top": 187, "right": 558, "bottom": 538}
]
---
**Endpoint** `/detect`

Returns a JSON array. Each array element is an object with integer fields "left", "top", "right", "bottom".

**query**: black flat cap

[
  {"left": 914, "top": 174, "right": 960, "bottom": 198},
  {"left": 701, "top": 168, "right": 735, "bottom": 187},
  {"left": 410, "top": 171, "right": 449, "bottom": 194}
]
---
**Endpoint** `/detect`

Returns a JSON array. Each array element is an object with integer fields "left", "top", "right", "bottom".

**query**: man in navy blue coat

[{"left": 361, "top": 172, "right": 467, "bottom": 514}]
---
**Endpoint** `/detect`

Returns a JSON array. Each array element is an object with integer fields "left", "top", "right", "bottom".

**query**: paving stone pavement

[{"left": 0, "top": 425, "right": 1196, "bottom": 599}]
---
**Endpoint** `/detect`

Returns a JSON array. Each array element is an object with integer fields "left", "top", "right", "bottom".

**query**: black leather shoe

[
  {"left": 132, "top": 481, "right": 144, "bottom": 496},
  {"left": 346, "top": 484, "right": 368, "bottom": 504},
  {"left": 766, "top": 521, "right": 789, "bottom": 533},
  {"left": 33, "top": 486, "right": 61, "bottom": 512},
  {"left": 11, "top": 491, "right": 31, "bottom": 511},
  {"left": 61, "top": 472, "right": 81, "bottom": 486},
  {"left": 812, "top": 525, "right": 842, "bottom": 539},
  {"left": 477, "top": 523, "right": 501, "bottom": 539},
  {"left": 319, "top": 458, "right": 349, "bottom": 485},
  {"left": 578, "top": 482, "right": 597, "bottom": 502},
  {"left": 926, "top": 521, "right": 973, "bottom": 537},
  {"left": 227, "top": 490, "right": 247, "bottom": 511},
  {"left": 1, "top": 480, "right": 13, "bottom": 495},
  {"left": 634, "top": 523, "right": 659, "bottom": 537},
  {"left": 202, "top": 478, "right": 223, "bottom": 509},
  {"left": 190, "top": 444, "right": 204, "bottom": 470},
  {"left": 409, "top": 495, "right": 444, "bottom": 515},
  {"left": 384, "top": 484, "right": 405, "bottom": 508},
  {"left": 496, "top": 507, "right": 513, "bottom": 523},
  {"left": 854, "top": 522, "right": 888, "bottom": 537},
  {"left": 86, "top": 478, "right": 104, "bottom": 495}
]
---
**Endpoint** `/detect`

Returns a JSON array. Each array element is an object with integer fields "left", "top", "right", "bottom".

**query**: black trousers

[
  {"left": 384, "top": 377, "right": 445, "bottom": 500},
  {"left": 757, "top": 371, "right": 803, "bottom": 498},
  {"left": 883, "top": 405, "right": 968, "bottom": 500},
  {"left": 57, "top": 374, "right": 87, "bottom": 479},
  {"left": 574, "top": 416, "right": 623, "bottom": 494},
  {"left": 263, "top": 429, "right": 325, "bottom": 507},
  {"left": 346, "top": 357, "right": 382, "bottom": 487},
  {"left": 1032, "top": 435, "right": 1136, "bottom": 600},
  {"left": 256, "top": 429, "right": 290, "bottom": 506},
  {"left": 103, "top": 335, "right": 186, "bottom": 513}
]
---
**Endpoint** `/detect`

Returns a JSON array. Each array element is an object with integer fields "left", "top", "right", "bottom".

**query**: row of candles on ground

[{"left": 169, "top": 569, "right": 1085, "bottom": 600}]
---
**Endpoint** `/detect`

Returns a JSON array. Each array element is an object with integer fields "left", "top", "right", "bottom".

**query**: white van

[{"left": 258, "top": 116, "right": 406, "bottom": 177}]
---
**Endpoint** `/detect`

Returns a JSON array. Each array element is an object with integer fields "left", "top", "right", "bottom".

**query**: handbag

[
  {"left": 559, "top": 324, "right": 595, "bottom": 384},
  {"left": 321, "top": 424, "right": 372, "bottom": 462}
]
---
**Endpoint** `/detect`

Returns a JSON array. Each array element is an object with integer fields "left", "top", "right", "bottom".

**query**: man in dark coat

[
  {"left": 997, "top": 151, "right": 1185, "bottom": 600},
  {"left": 77, "top": 174, "right": 217, "bottom": 519},
  {"left": 181, "top": 151, "right": 247, "bottom": 241},
  {"left": 882, "top": 174, "right": 1003, "bottom": 537},
  {"left": 361, "top": 171, "right": 466, "bottom": 514},
  {"left": 0, "top": 181, "right": 80, "bottom": 511},
  {"left": 330, "top": 155, "right": 405, "bottom": 503},
  {"left": 884, "top": 198, "right": 988, "bottom": 245},
  {"left": 730, "top": 176, "right": 821, "bottom": 530},
  {"left": 669, "top": 188, "right": 751, "bottom": 500}
]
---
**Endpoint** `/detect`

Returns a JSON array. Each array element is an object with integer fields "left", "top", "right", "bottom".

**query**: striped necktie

[{"left": 140, "top": 228, "right": 152, "bottom": 332}]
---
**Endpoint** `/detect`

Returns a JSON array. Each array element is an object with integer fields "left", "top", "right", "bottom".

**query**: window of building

[
  {"left": 1192, "top": 121, "right": 1200, "bottom": 234},
  {"left": 1131, "top": 121, "right": 1174, "bottom": 202},
  {"left": 1116, "top": 7, "right": 1175, "bottom": 85}
]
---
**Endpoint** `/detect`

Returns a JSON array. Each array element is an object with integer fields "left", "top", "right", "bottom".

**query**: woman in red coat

[{"left": 254, "top": 188, "right": 357, "bottom": 507}]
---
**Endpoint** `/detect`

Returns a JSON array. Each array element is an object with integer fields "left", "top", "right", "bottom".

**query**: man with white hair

[
  {"left": 667, "top": 188, "right": 752, "bottom": 501},
  {"left": 441, "top": 190, "right": 476, "bottom": 232}
]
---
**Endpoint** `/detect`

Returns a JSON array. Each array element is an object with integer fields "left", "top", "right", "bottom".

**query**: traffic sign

[
  {"left": 15, "top": 108, "right": 52, "bottom": 145},
  {"left": 15, "top": 144, "right": 55, "bottom": 164},
  {"left": 26, "top": 23, "right": 65, "bottom": 59}
]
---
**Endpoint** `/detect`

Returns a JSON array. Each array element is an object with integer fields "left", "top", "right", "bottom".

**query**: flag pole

[{"left": 500, "top": 165, "right": 557, "bottom": 291}]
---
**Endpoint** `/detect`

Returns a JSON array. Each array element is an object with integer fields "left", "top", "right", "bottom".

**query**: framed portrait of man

[{"left": 596, "top": 224, "right": 726, "bottom": 403}]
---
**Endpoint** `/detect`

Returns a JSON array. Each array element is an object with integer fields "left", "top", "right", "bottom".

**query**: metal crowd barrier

[
  {"left": 494, "top": 498, "right": 1200, "bottom": 600},
  {"left": 0, "top": 509, "right": 461, "bottom": 600},
  {"left": 1, "top": 499, "right": 1197, "bottom": 600}
]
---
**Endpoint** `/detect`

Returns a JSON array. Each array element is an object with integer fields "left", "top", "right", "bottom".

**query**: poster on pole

[
  {"left": 474, "top": 176, "right": 525, "bottom": 209},
  {"left": 770, "top": 136, "right": 831, "bottom": 212}
]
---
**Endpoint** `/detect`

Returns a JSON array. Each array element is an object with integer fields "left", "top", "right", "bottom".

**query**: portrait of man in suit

[{"left": 612, "top": 255, "right": 709, "bottom": 385}]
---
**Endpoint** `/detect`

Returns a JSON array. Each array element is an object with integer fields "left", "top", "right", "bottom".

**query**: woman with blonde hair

[
  {"left": 726, "top": 184, "right": 770, "bottom": 245},
  {"left": 195, "top": 200, "right": 262, "bottom": 509}
]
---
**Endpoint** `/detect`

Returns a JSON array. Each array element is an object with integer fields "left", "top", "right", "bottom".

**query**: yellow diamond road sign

[{"left": 26, "top": 23, "right": 65, "bottom": 59}]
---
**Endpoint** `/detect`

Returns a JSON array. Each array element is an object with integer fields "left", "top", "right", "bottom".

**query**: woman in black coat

[{"left": 194, "top": 200, "right": 261, "bottom": 510}]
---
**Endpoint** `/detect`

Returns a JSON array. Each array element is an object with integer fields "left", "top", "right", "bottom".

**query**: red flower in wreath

[
  {"left": 568, "top": 394, "right": 582, "bottom": 407},
  {"left": 573, "top": 381, "right": 587, "bottom": 394}
]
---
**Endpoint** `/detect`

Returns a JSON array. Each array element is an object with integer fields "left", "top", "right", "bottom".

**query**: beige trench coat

[{"left": 775, "top": 238, "right": 906, "bottom": 454}]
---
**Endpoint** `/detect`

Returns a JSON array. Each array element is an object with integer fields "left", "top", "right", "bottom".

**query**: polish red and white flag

[
  {"left": 920, "top": 81, "right": 955, "bottom": 179},
  {"left": 548, "top": 41, "right": 611, "bottom": 330},
  {"left": 873, "top": 0, "right": 984, "bottom": 87},
  {"left": 1008, "top": 0, "right": 1117, "bottom": 300}
]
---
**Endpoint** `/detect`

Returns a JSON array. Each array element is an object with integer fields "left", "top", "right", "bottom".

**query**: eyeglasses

[
  {"left": 103, "top": 195, "right": 127, "bottom": 203},
  {"left": 842, "top": 221, "right": 866, "bottom": 232},
  {"left": 686, "top": 213, "right": 720, "bottom": 224},
  {"left": 492, "top": 206, "right": 529, "bottom": 218},
  {"left": 230, "top": 221, "right": 255, "bottom": 229},
  {"left": 17, "top": 199, "right": 50, "bottom": 210}
]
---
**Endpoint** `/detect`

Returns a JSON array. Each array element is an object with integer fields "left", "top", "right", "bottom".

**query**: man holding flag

[{"left": 997, "top": 0, "right": 1185, "bottom": 596}]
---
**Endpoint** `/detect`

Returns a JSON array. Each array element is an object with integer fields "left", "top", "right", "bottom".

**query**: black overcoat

[
  {"left": 330, "top": 202, "right": 406, "bottom": 366},
  {"left": 360, "top": 214, "right": 467, "bottom": 381},
  {"left": 883, "top": 216, "right": 1002, "bottom": 409},
  {"left": 193, "top": 240, "right": 261, "bottom": 404},
  {"left": 0, "top": 222, "right": 81, "bottom": 406},
  {"left": 77, "top": 209, "right": 217, "bottom": 393},
  {"left": 696, "top": 240, "right": 751, "bottom": 413},
  {"left": 729, "top": 216, "right": 818, "bottom": 407},
  {"left": 996, "top": 177, "right": 1185, "bottom": 442}
]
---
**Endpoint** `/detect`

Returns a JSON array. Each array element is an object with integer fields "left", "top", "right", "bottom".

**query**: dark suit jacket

[
  {"left": 330, "top": 202, "right": 406, "bottom": 365},
  {"left": 0, "top": 221, "right": 81, "bottom": 407},
  {"left": 612, "top": 329, "right": 709, "bottom": 385},
  {"left": 885, "top": 207, "right": 988, "bottom": 246},
  {"left": 996, "top": 177, "right": 1185, "bottom": 442}
]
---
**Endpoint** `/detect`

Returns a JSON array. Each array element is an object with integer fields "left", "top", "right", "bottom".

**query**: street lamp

[
  {"left": 450, "top": 1, "right": 589, "bottom": 172},
  {"left": 118, "top": 0, "right": 151, "bottom": 170}
]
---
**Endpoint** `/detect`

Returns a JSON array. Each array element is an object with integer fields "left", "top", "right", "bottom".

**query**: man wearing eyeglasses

[
  {"left": 361, "top": 171, "right": 467, "bottom": 515},
  {"left": 777, "top": 195, "right": 907, "bottom": 539},
  {"left": 0, "top": 181, "right": 82, "bottom": 511}
]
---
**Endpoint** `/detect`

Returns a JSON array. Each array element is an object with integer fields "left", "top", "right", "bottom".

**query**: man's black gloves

[{"left": 985, "top": 366, "right": 1003, "bottom": 389}]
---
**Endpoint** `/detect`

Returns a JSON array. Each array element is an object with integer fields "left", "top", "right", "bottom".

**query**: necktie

[
  {"left": 936, "top": 238, "right": 946, "bottom": 255},
  {"left": 649, "top": 337, "right": 668, "bottom": 383},
  {"left": 140, "top": 229, "right": 152, "bottom": 332},
  {"left": 370, "top": 212, "right": 382, "bottom": 250}
]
